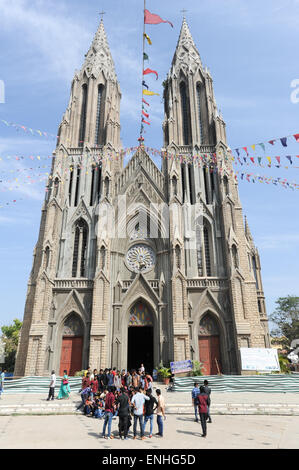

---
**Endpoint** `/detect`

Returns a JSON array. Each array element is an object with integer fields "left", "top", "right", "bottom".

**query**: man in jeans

[
  {"left": 131, "top": 386, "right": 150, "bottom": 440},
  {"left": 191, "top": 382, "right": 200, "bottom": 422},
  {"left": 101, "top": 386, "right": 115, "bottom": 439},
  {"left": 155, "top": 389, "right": 166, "bottom": 437},
  {"left": 115, "top": 387, "right": 130, "bottom": 440},
  {"left": 143, "top": 389, "right": 158, "bottom": 438}
]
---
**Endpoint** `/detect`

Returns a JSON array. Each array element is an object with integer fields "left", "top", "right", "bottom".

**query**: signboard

[
  {"left": 170, "top": 359, "right": 193, "bottom": 374},
  {"left": 240, "top": 348, "right": 280, "bottom": 372}
]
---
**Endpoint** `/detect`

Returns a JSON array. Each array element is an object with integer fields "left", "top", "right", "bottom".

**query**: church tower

[{"left": 15, "top": 17, "right": 270, "bottom": 377}]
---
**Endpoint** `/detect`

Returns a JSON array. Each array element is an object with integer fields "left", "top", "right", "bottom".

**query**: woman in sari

[{"left": 58, "top": 370, "right": 71, "bottom": 399}]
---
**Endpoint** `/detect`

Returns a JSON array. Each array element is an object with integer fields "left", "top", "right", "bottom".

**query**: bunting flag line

[
  {"left": 233, "top": 132, "right": 299, "bottom": 157},
  {"left": 143, "top": 89, "right": 159, "bottom": 96},
  {"left": 1, "top": 119, "right": 57, "bottom": 140},
  {"left": 144, "top": 9, "right": 173, "bottom": 28}
]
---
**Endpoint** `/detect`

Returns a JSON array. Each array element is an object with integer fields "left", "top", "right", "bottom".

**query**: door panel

[
  {"left": 60, "top": 336, "right": 83, "bottom": 376},
  {"left": 198, "top": 335, "right": 221, "bottom": 375}
]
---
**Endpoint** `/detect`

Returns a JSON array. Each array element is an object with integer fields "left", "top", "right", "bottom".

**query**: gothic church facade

[{"left": 15, "top": 18, "right": 270, "bottom": 377}]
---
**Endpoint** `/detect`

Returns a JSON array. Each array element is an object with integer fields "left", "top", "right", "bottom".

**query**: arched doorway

[
  {"left": 198, "top": 313, "right": 222, "bottom": 375},
  {"left": 59, "top": 313, "right": 84, "bottom": 376},
  {"left": 127, "top": 301, "right": 154, "bottom": 373}
]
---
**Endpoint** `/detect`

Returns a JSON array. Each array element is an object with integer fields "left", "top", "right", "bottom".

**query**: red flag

[
  {"left": 142, "top": 118, "right": 150, "bottom": 125},
  {"left": 269, "top": 140, "right": 276, "bottom": 145},
  {"left": 143, "top": 68, "right": 159, "bottom": 80},
  {"left": 144, "top": 9, "right": 173, "bottom": 28},
  {"left": 142, "top": 110, "right": 149, "bottom": 118},
  {"left": 294, "top": 134, "right": 299, "bottom": 142},
  {"left": 142, "top": 98, "right": 150, "bottom": 106}
]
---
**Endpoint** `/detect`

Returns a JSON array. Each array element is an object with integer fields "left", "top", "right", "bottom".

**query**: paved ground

[{"left": 0, "top": 413, "right": 299, "bottom": 449}]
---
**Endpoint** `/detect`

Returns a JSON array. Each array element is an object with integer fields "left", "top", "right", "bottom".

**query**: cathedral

[{"left": 15, "top": 17, "right": 270, "bottom": 377}]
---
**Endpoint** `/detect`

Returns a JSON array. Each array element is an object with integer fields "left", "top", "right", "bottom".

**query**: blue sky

[{"left": 0, "top": 0, "right": 299, "bottom": 331}]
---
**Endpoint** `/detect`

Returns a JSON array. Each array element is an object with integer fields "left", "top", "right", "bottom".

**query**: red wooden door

[
  {"left": 60, "top": 336, "right": 83, "bottom": 376},
  {"left": 199, "top": 335, "right": 221, "bottom": 375}
]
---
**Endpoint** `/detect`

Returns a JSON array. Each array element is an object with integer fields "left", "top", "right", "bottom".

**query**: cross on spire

[
  {"left": 99, "top": 10, "right": 106, "bottom": 20},
  {"left": 180, "top": 9, "right": 188, "bottom": 17}
]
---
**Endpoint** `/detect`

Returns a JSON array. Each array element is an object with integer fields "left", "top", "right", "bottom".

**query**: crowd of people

[{"left": 48, "top": 364, "right": 166, "bottom": 440}]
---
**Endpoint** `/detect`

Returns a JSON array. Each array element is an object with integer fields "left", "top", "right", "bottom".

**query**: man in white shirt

[
  {"left": 131, "top": 387, "right": 150, "bottom": 440},
  {"left": 47, "top": 370, "right": 56, "bottom": 401}
]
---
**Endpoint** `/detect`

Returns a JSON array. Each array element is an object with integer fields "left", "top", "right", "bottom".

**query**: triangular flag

[
  {"left": 142, "top": 98, "right": 150, "bottom": 106},
  {"left": 143, "top": 68, "right": 159, "bottom": 80},
  {"left": 143, "top": 89, "right": 159, "bottom": 96},
  {"left": 286, "top": 156, "right": 293, "bottom": 164},
  {"left": 143, "top": 52, "right": 149, "bottom": 61},
  {"left": 258, "top": 143, "right": 265, "bottom": 152},
  {"left": 144, "top": 9, "right": 173, "bottom": 28},
  {"left": 143, "top": 33, "right": 152, "bottom": 45},
  {"left": 266, "top": 156, "right": 271, "bottom": 166},
  {"left": 275, "top": 156, "right": 281, "bottom": 165},
  {"left": 269, "top": 140, "right": 276, "bottom": 145},
  {"left": 142, "top": 80, "right": 149, "bottom": 89},
  {"left": 251, "top": 144, "right": 256, "bottom": 152},
  {"left": 280, "top": 137, "right": 287, "bottom": 147},
  {"left": 142, "top": 118, "right": 150, "bottom": 125},
  {"left": 142, "top": 110, "right": 149, "bottom": 118}
]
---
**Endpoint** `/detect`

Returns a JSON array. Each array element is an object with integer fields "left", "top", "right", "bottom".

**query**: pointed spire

[
  {"left": 170, "top": 16, "right": 202, "bottom": 75},
  {"left": 81, "top": 18, "right": 117, "bottom": 81},
  {"left": 244, "top": 216, "right": 253, "bottom": 242}
]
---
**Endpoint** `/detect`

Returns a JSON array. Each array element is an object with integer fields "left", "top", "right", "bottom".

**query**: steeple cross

[
  {"left": 180, "top": 9, "right": 188, "bottom": 17},
  {"left": 99, "top": 10, "right": 106, "bottom": 20}
]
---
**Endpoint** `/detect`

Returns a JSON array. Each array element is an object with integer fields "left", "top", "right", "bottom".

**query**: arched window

[
  {"left": 175, "top": 244, "right": 181, "bottom": 269},
  {"left": 96, "top": 164, "right": 102, "bottom": 202},
  {"left": 53, "top": 177, "right": 59, "bottom": 198},
  {"left": 172, "top": 176, "right": 178, "bottom": 196},
  {"left": 78, "top": 84, "right": 88, "bottom": 147},
  {"left": 95, "top": 84, "right": 105, "bottom": 146},
  {"left": 196, "top": 83, "right": 203, "bottom": 142},
  {"left": 72, "top": 219, "right": 88, "bottom": 278},
  {"left": 90, "top": 167, "right": 95, "bottom": 206},
  {"left": 232, "top": 244, "right": 238, "bottom": 269},
  {"left": 180, "top": 81, "right": 191, "bottom": 145},
  {"left": 44, "top": 246, "right": 50, "bottom": 271},
  {"left": 252, "top": 255, "right": 258, "bottom": 288},
  {"left": 203, "top": 224, "right": 212, "bottom": 276},
  {"left": 68, "top": 167, "right": 74, "bottom": 205},
  {"left": 223, "top": 175, "right": 229, "bottom": 196},
  {"left": 74, "top": 166, "right": 81, "bottom": 207}
]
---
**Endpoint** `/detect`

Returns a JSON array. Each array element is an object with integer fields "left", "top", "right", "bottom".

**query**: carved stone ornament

[{"left": 126, "top": 244, "right": 156, "bottom": 273}]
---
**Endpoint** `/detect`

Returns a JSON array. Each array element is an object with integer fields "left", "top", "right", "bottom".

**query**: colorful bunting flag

[
  {"left": 143, "top": 68, "right": 159, "bottom": 79},
  {"left": 144, "top": 9, "right": 173, "bottom": 28},
  {"left": 143, "top": 33, "right": 152, "bottom": 45},
  {"left": 143, "top": 89, "right": 159, "bottom": 96}
]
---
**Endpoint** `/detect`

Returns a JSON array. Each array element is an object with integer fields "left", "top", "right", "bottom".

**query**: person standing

[
  {"left": 143, "top": 389, "right": 158, "bottom": 438},
  {"left": 155, "top": 389, "right": 166, "bottom": 437},
  {"left": 57, "top": 370, "right": 71, "bottom": 399},
  {"left": 90, "top": 374, "right": 99, "bottom": 399},
  {"left": 203, "top": 379, "right": 212, "bottom": 423},
  {"left": 115, "top": 387, "right": 130, "bottom": 440},
  {"left": 191, "top": 382, "right": 200, "bottom": 422},
  {"left": 197, "top": 385, "right": 210, "bottom": 437},
  {"left": 131, "top": 386, "right": 150, "bottom": 440},
  {"left": 101, "top": 386, "right": 115, "bottom": 439},
  {"left": 114, "top": 371, "right": 122, "bottom": 391},
  {"left": 47, "top": 370, "right": 56, "bottom": 401}
]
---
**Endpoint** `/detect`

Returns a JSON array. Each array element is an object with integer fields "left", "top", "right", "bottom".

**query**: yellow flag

[
  {"left": 144, "top": 33, "right": 152, "bottom": 45},
  {"left": 143, "top": 89, "right": 159, "bottom": 96},
  {"left": 251, "top": 144, "right": 256, "bottom": 152}
]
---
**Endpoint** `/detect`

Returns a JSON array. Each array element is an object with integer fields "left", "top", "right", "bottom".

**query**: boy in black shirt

[{"left": 143, "top": 389, "right": 158, "bottom": 438}]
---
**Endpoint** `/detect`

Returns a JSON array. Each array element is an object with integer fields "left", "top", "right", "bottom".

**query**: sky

[{"left": 0, "top": 0, "right": 299, "bottom": 331}]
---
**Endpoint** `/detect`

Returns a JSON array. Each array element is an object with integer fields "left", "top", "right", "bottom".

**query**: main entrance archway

[
  {"left": 59, "top": 313, "right": 84, "bottom": 376},
  {"left": 127, "top": 301, "right": 154, "bottom": 373},
  {"left": 198, "top": 313, "right": 222, "bottom": 375}
]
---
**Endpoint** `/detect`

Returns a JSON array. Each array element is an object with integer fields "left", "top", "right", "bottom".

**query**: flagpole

[{"left": 140, "top": 0, "right": 146, "bottom": 144}]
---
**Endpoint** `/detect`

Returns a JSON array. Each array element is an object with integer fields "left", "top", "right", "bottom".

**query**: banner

[
  {"left": 170, "top": 359, "right": 193, "bottom": 374},
  {"left": 240, "top": 348, "right": 280, "bottom": 372}
]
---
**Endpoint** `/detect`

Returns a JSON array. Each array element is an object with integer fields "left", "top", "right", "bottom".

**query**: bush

[{"left": 190, "top": 360, "right": 204, "bottom": 377}]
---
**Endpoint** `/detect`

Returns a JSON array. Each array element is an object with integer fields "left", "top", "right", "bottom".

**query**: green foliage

[
  {"left": 1, "top": 318, "right": 22, "bottom": 372},
  {"left": 157, "top": 364, "right": 171, "bottom": 378},
  {"left": 190, "top": 360, "right": 204, "bottom": 376},
  {"left": 74, "top": 370, "right": 85, "bottom": 377},
  {"left": 278, "top": 355, "right": 291, "bottom": 374},
  {"left": 270, "top": 296, "right": 299, "bottom": 344}
]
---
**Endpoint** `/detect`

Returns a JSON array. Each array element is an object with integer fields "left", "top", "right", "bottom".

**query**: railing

[
  {"left": 54, "top": 279, "right": 94, "bottom": 289},
  {"left": 122, "top": 280, "right": 159, "bottom": 291},
  {"left": 187, "top": 278, "right": 228, "bottom": 289}
]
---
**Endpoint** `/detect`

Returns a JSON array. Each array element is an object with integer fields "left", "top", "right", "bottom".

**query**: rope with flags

[{"left": 139, "top": 3, "right": 173, "bottom": 144}]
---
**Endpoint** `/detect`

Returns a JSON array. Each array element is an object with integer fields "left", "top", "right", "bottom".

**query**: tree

[
  {"left": 1, "top": 319, "right": 22, "bottom": 372},
  {"left": 270, "top": 296, "right": 299, "bottom": 345}
]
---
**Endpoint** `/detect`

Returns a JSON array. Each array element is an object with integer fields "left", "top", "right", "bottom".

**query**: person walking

[
  {"left": 203, "top": 379, "right": 212, "bottom": 423},
  {"left": 198, "top": 385, "right": 210, "bottom": 437},
  {"left": 155, "top": 389, "right": 166, "bottom": 437},
  {"left": 101, "top": 386, "right": 115, "bottom": 439},
  {"left": 143, "top": 389, "right": 158, "bottom": 438},
  {"left": 116, "top": 387, "right": 130, "bottom": 440},
  {"left": 191, "top": 382, "right": 200, "bottom": 422},
  {"left": 57, "top": 370, "right": 71, "bottom": 399},
  {"left": 47, "top": 370, "right": 56, "bottom": 401},
  {"left": 131, "top": 386, "right": 150, "bottom": 440}
]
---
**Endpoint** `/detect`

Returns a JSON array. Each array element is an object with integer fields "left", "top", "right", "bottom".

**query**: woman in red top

[
  {"left": 197, "top": 386, "right": 210, "bottom": 437},
  {"left": 90, "top": 377, "right": 99, "bottom": 398}
]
